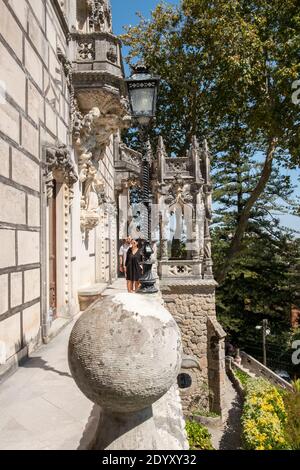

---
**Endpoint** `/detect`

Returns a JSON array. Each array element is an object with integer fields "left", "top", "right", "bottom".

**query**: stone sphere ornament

[{"left": 68, "top": 293, "right": 182, "bottom": 413}]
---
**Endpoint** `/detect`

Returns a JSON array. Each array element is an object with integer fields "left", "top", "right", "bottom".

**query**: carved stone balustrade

[
  {"left": 158, "top": 260, "right": 203, "bottom": 283},
  {"left": 114, "top": 141, "right": 142, "bottom": 191}
]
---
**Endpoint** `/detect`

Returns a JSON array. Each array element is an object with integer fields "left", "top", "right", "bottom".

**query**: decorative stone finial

[{"left": 68, "top": 293, "right": 182, "bottom": 414}]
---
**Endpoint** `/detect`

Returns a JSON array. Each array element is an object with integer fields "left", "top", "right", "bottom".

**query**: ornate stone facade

[
  {"left": 152, "top": 136, "right": 226, "bottom": 415},
  {"left": 153, "top": 135, "right": 213, "bottom": 281},
  {"left": 0, "top": 0, "right": 135, "bottom": 379}
]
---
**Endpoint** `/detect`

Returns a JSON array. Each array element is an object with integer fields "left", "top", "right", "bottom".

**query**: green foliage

[
  {"left": 233, "top": 368, "right": 250, "bottom": 387},
  {"left": 283, "top": 388, "right": 300, "bottom": 449},
  {"left": 122, "top": 0, "right": 300, "bottom": 373},
  {"left": 122, "top": 0, "right": 300, "bottom": 283},
  {"left": 242, "top": 379, "right": 289, "bottom": 450},
  {"left": 192, "top": 409, "right": 220, "bottom": 418},
  {"left": 215, "top": 235, "right": 300, "bottom": 373},
  {"left": 185, "top": 420, "right": 214, "bottom": 450},
  {"left": 170, "top": 239, "right": 187, "bottom": 259},
  {"left": 291, "top": 379, "right": 300, "bottom": 394}
]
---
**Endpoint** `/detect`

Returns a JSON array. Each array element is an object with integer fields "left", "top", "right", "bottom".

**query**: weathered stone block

[
  {"left": 0, "top": 139, "right": 10, "bottom": 178},
  {"left": 12, "top": 148, "right": 40, "bottom": 191},
  {"left": 23, "top": 302, "right": 41, "bottom": 346},
  {"left": 25, "top": 39, "right": 43, "bottom": 90},
  {"left": 0, "top": 182, "right": 26, "bottom": 225},
  {"left": 0, "top": 274, "right": 8, "bottom": 315},
  {"left": 24, "top": 268, "right": 40, "bottom": 302},
  {"left": 0, "top": 102, "right": 20, "bottom": 144},
  {"left": 0, "top": 40, "right": 26, "bottom": 109},
  {"left": 18, "top": 231, "right": 40, "bottom": 265},
  {"left": 49, "top": 47, "right": 61, "bottom": 84},
  {"left": 0, "top": 313, "right": 21, "bottom": 360},
  {"left": 0, "top": 230, "right": 15, "bottom": 269},
  {"left": 0, "top": 1, "right": 23, "bottom": 61},
  {"left": 10, "top": 271, "right": 23, "bottom": 308},
  {"left": 28, "top": 10, "right": 48, "bottom": 65},
  {"left": 8, "top": 0, "right": 29, "bottom": 30},
  {"left": 57, "top": 117, "right": 68, "bottom": 144},
  {"left": 27, "top": 194, "right": 40, "bottom": 227},
  {"left": 21, "top": 118, "right": 39, "bottom": 158},
  {"left": 28, "top": 0, "right": 45, "bottom": 28},
  {"left": 45, "top": 12, "right": 57, "bottom": 51},
  {"left": 45, "top": 102, "right": 57, "bottom": 136},
  {"left": 27, "top": 81, "right": 44, "bottom": 124}
]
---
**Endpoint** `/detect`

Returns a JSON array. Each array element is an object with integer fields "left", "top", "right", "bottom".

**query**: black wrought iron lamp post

[{"left": 126, "top": 63, "right": 160, "bottom": 294}]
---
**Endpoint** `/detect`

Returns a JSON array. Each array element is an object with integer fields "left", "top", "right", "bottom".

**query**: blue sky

[
  {"left": 111, "top": 0, "right": 179, "bottom": 38},
  {"left": 111, "top": 0, "right": 300, "bottom": 234}
]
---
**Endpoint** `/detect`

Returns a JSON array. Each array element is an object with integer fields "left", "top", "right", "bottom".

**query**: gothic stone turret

[
  {"left": 152, "top": 136, "right": 226, "bottom": 416},
  {"left": 70, "top": 1, "right": 131, "bottom": 236}
]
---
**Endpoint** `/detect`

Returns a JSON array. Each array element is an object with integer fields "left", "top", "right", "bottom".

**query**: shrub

[
  {"left": 291, "top": 379, "right": 300, "bottom": 394},
  {"left": 242, "top": 378, "right": 289, "bottom": 450},
  {"left": 283, "top": 387, "right": 300, "bottom": 449},
  {"left": 233, "top": 368, "right": 250, "bottom": 387},
  {"left": 185, "top": 420, "right": 214, "bottom": 450}
]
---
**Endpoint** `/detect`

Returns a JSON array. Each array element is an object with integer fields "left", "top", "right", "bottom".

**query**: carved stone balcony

[{"left": 70, "top": 32, "right": 125, "bottom": 109}]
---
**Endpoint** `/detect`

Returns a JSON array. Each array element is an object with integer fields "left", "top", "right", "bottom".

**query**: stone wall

[
  {"left": 162, "top": 282, "right": 226, "bottom": 415},
  {"left": 0, "top": 0, "right": 71, "bottom": 374},
  {"left": 0, "top": 0, "right": 123, "bottom": 378}
]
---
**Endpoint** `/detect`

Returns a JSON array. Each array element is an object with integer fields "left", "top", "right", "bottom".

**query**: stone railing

[
  {"left": 118, "top": 143, "right": 141, "bottom": 171},
  {"left": 158, "top": 259, "right": 202, "bottom": 281},
  {"left": 165, "top": 157, "right": 190, "bottom": 175},
  {"left": 240, "top": 351, "right": 292, "bottom": 391}
]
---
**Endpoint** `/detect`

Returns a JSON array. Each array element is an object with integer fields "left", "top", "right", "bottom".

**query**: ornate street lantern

[
  {"left": 126, "top": 63, "right": 160, "bottom": 294},
  {"left": 126, "top": 63, "right": 160, "bottom": 127}
]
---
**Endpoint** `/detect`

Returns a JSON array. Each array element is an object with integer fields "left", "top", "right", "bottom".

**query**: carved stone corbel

[
  {"left": 45, "top": 144, "right": 78, "bottom": 202},
  {"left": 73, "top": 91, "right": 131, "bottom": 162}
]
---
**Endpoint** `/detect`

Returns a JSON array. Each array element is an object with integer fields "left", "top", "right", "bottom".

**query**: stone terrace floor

[{"left": 0, "top": 278, "right": 128, "bottom": 450}]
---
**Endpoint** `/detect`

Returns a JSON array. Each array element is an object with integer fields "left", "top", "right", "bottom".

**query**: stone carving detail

[
  {"left": 119, "top": 143, "right": 141, "bottom": 168},
  {"left": 80, "top": 164, "right": 105, "bottom": 233},
  {"left": 165, "top": 158, "right": 189, "bottom": 173},
  {"left": 153, "top": 136, "right": 214, "bottom": 281},
  {"left": 72, "top": 98, "right": 83, "bottom": 138},
  {"left": 164, "top": 176, "right": 194, "bottom": 207},
  {"left": 57, "top": 47, "right": 73, "bottom": 90},
  {"left": 74, "top": 92, "right": 131, "bottom": 161},
  {"left": 169, "top": 265, "right": 193, "bottom": 277},
  {"left": 107, "top": 46, "right": 118, "bottom": 63},
  {"left": 78, "top": 40, "right": 95, "bottom": 60},
  {"left": 73, "top": 91, "right": 130, "bottom": 235},
  {"left": 87, "top": 0, "right": 112, "bottom": 33},
  {"left": 45, "top": 145, "right": 78, "bottom": 201}
]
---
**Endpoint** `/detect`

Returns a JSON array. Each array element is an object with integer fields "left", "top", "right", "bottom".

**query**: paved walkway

[
  {"left": 206, "top": 376, "right": 243, "bottom": 450},
  {"left": 0, "top": 279, "right": 129, "bottom": 450},
  {"left": 0, "top": 317, "right": 96, "bottom": 450}
]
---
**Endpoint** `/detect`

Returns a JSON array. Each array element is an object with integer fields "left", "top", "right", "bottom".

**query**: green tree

[{"left": 122, "top": 0, "right": 300, "bottom": 283}]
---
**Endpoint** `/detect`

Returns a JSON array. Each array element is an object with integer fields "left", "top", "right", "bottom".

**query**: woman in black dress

[{"left": 125, "top": 239, "right": 143, "bottom": 293}]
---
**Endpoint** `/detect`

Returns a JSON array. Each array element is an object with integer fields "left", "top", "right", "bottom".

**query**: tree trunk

[{"left": 215, "top": 137, "right": 278, "bottom": 284}]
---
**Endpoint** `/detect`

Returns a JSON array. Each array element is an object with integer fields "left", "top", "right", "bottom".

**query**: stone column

[
  {"left": 207, "top": 317, "right": 226, "bottom": 416},
  {"left": 161, "top": 280, "right": 224, "bottom": 415}
]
